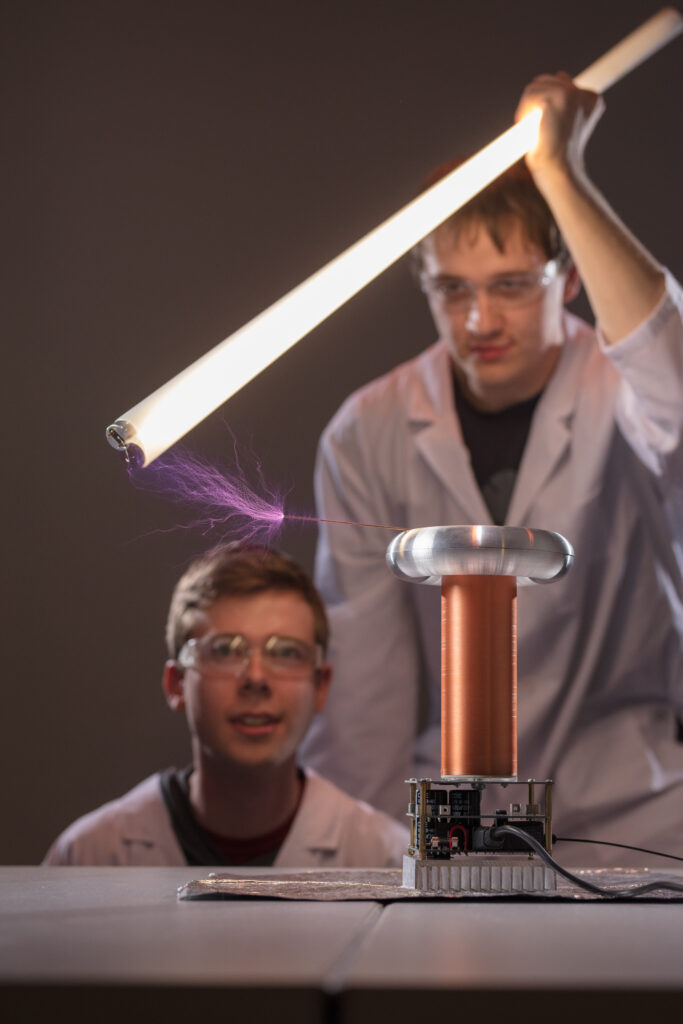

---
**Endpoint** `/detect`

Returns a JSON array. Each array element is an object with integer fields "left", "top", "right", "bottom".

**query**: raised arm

[{"left": 515, "top": 72, "right": 666, "bottom": 345}]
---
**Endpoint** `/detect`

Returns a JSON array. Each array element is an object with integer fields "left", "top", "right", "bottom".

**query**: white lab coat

[
  {"left": 43, "top": 767, "right": 410, "bottom": 868},
  {"left": 303, "top": 274, "right": 683, "bottom": 866}
]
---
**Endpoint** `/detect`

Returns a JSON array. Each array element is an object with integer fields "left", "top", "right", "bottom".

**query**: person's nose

[
  {"left": 464, "top": 288, "right": 503, "bottom": 336},
  {"left": 239, "top": 648, "right": 271, "bottom": 694}
]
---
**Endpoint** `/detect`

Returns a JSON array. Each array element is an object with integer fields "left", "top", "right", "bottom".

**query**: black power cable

[
  {"left": 489, "top": 825, "right": 683, "bottom": 898},
  {"left": 554, "top": 835, "right": 683, "bottom": 864}
]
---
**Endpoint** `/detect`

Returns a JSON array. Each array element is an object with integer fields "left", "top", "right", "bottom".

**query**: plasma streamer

[
  {"left": 128, "top": 445, "right": 403, "bottom": 545},
  {"left": 129, "top": 446, "right": 286, "bottom": 547}
]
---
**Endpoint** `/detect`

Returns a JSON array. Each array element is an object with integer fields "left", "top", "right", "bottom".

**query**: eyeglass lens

[{"left": 184, "top": 634, "right": 318, "bottom": 677}]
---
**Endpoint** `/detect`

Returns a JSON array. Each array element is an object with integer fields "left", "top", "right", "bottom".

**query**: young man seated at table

[{"left": 44, "top": 545, "right": 409, "bottom": 867}]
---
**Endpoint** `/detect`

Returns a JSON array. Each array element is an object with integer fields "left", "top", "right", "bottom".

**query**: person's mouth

[
  {"left": 228, "top": 713, "right": 282, "bottom": 737},
  {"left": 470, "top": 342, "right": 513, "bottom": 362}
]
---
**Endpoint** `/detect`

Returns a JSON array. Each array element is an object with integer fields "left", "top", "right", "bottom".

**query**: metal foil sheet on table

[{"left": 177, "top": 866, "right": 683, "bottom": 901}]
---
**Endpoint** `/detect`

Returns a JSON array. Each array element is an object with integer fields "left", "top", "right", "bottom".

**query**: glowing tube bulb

[
  {"left": 107, "top": 7, "right": 682, "bottom": 466},
  {"left": 573, "top": 6, "right": 682, "bottom": 92},
  {"left": 107, "top": 113, "right": 541, "bottom": 466}
]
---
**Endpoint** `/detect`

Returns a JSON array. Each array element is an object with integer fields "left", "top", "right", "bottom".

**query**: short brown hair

[
  {"left": 166, "top": 544, "right": 329, "bottom": 659},
  {"left": 412, "top": 157, "right": 568, "bottom": 269}
]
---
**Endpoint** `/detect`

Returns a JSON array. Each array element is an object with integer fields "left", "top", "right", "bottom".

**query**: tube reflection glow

[{"left": 107, "top": 8, "right": 682, "bottom": 466}]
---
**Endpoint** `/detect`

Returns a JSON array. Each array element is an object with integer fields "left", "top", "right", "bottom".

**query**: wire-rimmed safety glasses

[
  {"left": 177, "top": 633, "right": 323, "bottom": 680},
  {"left": 420, "top": 258, "right": 565, "bottom": 311}
]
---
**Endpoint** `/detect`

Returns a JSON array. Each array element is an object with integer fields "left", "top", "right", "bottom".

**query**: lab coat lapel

[
  {"left": 276, "top": 769, "right": 343, "bottom": 864},
  {"left": 410, "top": 342, "right": 492, "bottom": 524},
  {"left": 414, "top": 419, "right": 492, "bottom": 523},
  {"left": 506, "top": 323, "right": 581, "bottom": 527}
]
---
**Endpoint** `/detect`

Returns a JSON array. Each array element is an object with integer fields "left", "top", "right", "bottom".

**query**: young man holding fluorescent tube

[
  {"left": 44, "top": 545, "right": 408, "bottom": 867},
  {"left": 303, "top": 73, "right": 683, "bottom": 865}
]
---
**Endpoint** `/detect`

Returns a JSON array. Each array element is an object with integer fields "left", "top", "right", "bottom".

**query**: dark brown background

[{"left": 2, "top": 0, "right": 680, "bottom": 863}]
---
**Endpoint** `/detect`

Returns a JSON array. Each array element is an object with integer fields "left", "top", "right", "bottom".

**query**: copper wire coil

[{"left": 441, "top": 574, "right": 517, "bottom": 778}]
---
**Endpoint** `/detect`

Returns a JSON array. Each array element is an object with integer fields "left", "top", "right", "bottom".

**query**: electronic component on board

[{"left": 403, "top": 778, "right": 556, "bottom": 893}]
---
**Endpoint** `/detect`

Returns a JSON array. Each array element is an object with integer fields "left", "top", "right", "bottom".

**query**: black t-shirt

[
  {"left": 452, "top": 374, "right": 541, "bottom": 525},
  {"left": 159, "top": 766, "right": 304, "bottom": 867}
]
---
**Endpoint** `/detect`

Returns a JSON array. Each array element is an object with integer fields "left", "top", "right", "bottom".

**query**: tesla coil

[{"left": 386, "top": 525, "right": 573, "bottom": 893}]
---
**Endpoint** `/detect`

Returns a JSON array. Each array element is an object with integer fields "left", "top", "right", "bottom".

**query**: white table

[{"left": 1, "top": 867, "right": 681, "bottom": 1023}]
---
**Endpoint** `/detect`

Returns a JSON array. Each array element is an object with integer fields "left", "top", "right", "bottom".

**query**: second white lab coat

[
  {"left": 303, "top": 276, "right": 683, "bottom": 866},
  {"left": 43, "top": 767, "right": 410, "bottom": 867}
]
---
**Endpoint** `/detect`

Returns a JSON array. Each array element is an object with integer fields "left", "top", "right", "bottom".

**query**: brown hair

[
  {"left": 412, "top": 157, "right": 569, "bottom": 270},
  {"left": 166, "top": 544, "right": 329, "bottom": 659}
]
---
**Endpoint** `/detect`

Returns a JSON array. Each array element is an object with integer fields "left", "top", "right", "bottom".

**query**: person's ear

[
  {"left": 162, "top": 660, "right": 186, "bottom": 712},
  {"left": 313, "top": 664, "right": 332, "bottom": 714},
  {"left": 563, "top": 263, "right": 581, "bottom": 304}
]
